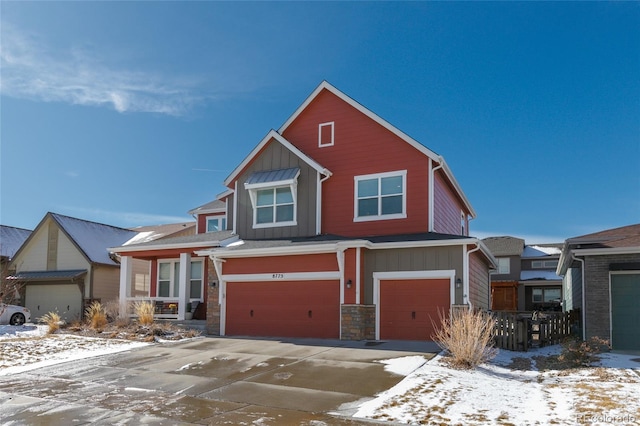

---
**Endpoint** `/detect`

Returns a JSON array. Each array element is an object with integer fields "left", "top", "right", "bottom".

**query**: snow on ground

[
  {"left": 0, "top": 324, "right": 148, "bottom": 376},
  {"left": 352, "top": 346, "right": 640, "bottom": 425}
]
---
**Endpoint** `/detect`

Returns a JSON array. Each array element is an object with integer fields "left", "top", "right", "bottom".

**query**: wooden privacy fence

[{"left": 491, "top": 311, "right": 573, "bottom": 352}]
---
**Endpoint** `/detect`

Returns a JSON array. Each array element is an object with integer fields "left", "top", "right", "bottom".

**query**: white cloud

[{"left": 0, "top": 24, "right": 208, "bottom": 116}]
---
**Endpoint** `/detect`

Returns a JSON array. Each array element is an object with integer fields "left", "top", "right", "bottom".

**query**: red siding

[
  {"left": 379, "top": 278, "right": 450, "bottom": 340},
  {"left": 282, "top": 89, "right": 431, "bottom": 237},
  {"left": 469, "top": 251, "right": 490, "bottom": 310},
  {"left": 433, "top": 171, "right": 465, "bottom": 235},
  {"left": 224, "top": 253, "right": 338, "bottom": 275},
  {"left": 197, "top": 212, "right": 225, "bottom": 234},
  {"left": 343, "top": 248, "right": 357, "bottom": 304}
]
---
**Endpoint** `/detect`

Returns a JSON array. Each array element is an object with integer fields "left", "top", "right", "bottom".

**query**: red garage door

[
  {"left": 380, "top": 278, "right": 450, "bottom": 341},
  {"left": 226, "top": 280, "right": 340, "bottom": 338}
]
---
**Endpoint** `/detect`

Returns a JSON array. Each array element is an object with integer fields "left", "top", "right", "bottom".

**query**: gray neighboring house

[
  {"left": 483, "top": 236, "right": 563, "bottom": 311},
  {"left": 0, "top": 225, "right": 32, "bottom": 303},
  {"left": 557, "top": 223, "right": 640, "bottom": 351}
]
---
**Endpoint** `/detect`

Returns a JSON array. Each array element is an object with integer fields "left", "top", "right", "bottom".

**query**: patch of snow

[
  {"left": 377, "top": 355, "right": 427, "bottom": 376},
  {"left": 124, "top": 387, "right": 155, "bottom": 392},
  {"left": 522, "top": 245, "right": 562, "bottom": 258}
]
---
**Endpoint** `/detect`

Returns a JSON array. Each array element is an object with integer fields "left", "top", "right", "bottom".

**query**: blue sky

[{"left": 1, "top": 2, "right": 638, "bottom": 243}]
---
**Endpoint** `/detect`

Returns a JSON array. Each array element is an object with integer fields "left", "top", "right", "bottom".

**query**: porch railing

[{"left": 125, "top": 297, "right": 201, "bottom": 319}]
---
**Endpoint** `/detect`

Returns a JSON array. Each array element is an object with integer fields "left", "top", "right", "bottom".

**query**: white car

[{"left": 0, "top": 303, "right": 31, "bottom": 325}]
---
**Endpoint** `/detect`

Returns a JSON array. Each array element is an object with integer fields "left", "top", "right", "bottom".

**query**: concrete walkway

[{"left": 0, "top": 336, "right": 439, "bottom": 424}]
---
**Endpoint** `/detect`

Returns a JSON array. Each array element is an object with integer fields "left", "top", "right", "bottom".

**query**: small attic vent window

[{"left": 318, "top": 122, "right": 334, "bottom": 147}]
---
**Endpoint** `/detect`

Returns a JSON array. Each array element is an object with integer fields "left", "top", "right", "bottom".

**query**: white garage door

[{"left": 26, "top": 283, "right": 83, "bottom": 323}]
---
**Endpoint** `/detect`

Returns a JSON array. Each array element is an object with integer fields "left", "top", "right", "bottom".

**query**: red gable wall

[{"left": 281, "top": 89, "right": 431, "bottom": 237}]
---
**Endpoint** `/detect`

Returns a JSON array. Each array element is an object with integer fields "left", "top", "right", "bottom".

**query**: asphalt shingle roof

[
  {"left": 482, "top": 236, "right": 525, "bottom": 256},
  {"left": 0, "top": 225, "right": 32, "bottom": 259}
]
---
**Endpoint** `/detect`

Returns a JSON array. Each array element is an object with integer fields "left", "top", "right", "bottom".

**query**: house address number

[{"left": 272, "top": 273, "right": 285, "bottom": 279}]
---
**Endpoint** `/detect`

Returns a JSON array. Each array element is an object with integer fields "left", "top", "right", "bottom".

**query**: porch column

[
  {"left": 178, "top": 252, "right": 191, "bottom": 320},
  {"left": 119, "top": 256, "right": 133, "bottom": 318}
]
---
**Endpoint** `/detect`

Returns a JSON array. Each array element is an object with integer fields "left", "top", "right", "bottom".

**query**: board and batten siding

[
  {"left": 281, "top": 88, "right": 432, "bottom": 237},
  {"left": 363, "top": 246, "right": 464, "bottom": 305},
  {"left": 469, "top": 251, "right": 490, "bottom": 310},
  {"left": 433, "top": 171, "right": 466, "bottom": 236},
  {"left": 92, "top": 265, "right": 121, "bottom": 302},
  {"left": 235, "top": 139, "right": 318, "bottom": 239}
]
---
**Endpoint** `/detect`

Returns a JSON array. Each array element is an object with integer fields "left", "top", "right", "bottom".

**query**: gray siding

[
  {"left": 469, "top": 251, "right": 490, "bottom": 310},
  {"left": 227, "top": 193, "right": 234, "bottom": 232},
  {"left": 235, "top": 140, "right": 318, "bottom": 239},
  {"left": 583, "top": 253, "right": 640, "bottom": 341},
  {"left": 363, "top": 246, "right": 464, "bottom": 305},
  {"left": 491, "top": 255, "right": 521, "bottom": 282}
]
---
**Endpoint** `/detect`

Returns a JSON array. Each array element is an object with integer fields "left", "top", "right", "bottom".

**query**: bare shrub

[
  {"left": 133, "top": 301, "right": 155, "bottom": 326},
  {"left": 432, "top": 307, "right": 497, "bottom": 369},
  {"left": 85, "top": 301, "right": 108, "bottom": 330},
  {"left": 558, "top": 336, "right": 610, "bottom": 368},
  {"left": 40, "top": 312, "right": 61, "bottom": 334},
  {"left": 102, "top": 299, "right": 121, "bottom": 322}
]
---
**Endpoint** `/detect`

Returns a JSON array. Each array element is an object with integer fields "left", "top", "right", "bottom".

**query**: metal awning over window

[{"left": 244, "top": 167, "right": 300, "bottom": 190}]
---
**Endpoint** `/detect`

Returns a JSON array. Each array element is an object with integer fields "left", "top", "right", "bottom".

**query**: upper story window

[
  {"left": 318, "top": 122, "right": 334, "bottom": 147},
  {"left": 354, "top": 170, "right": 407, "bottom": 222},
  {"left": 532, "top": 260, "right": 559, "bottom": 269},
  {"left": 245, "top": 167, "right": 299, "bottom": 229},
  {"left": 497, "top": 257, "right": 510, "bottom": 274},
  {"left": 206, "top": 216, "right": 226, "bottom": 232}
]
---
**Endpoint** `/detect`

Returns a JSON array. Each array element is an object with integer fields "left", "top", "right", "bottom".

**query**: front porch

[{"left": 122, "top": 297, "right": 204, "bottom": 320}]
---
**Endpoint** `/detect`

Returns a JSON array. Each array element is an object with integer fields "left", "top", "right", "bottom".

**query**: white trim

[
  {"left": 316, "top": 172, "right": 321, "bottom": 235},
  {"left": 428, "top": 158, "right": 434, "bottom": 232},
  {"left": 373, "top": 270, "right": 456, "bottom": 340},
  {"left": 221, "top": 271, "right": 341, "bottom": 282},
  {"left": 248, "top": 184, "right": 298, "bottom": 229},
  {"left": 233, "top": 181, "right": 238, "bottom": 234},
  {"left": 224, "top": 130, "right": 331, "bottom": 187},
  {"left": 110, "top": 239, "right": 226, "bottom": 253},
  {"left": 318, "top": 121, "right": 335, "bottom": 147},
  {"left": 205, "top": 215, "right": 227, "bottom": 233},
  {"left": 353, "top": 170, "right": 407, "bottom": 222},
  {"left": 336, "top": 250, "right": 345, "bottom": 305},
  {"left": 572, "top": 246, "right": 640, "bottom": 256},
  {"left": 356, "top": 247, "right": 361, "bottom": 305}
]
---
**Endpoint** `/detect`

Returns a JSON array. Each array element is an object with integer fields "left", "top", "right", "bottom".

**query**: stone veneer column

[{"left": 341, "top": 305, "right": 376, "bottom": 340}]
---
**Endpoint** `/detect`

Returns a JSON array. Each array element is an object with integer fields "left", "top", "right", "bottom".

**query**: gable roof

[
  {"left": 49, "top": 213, "right": 139, "bottom": 266},
  {"left": 0, "top": 225, "right": 32, "bottom": 260},
  {"left": 126, "top": 222, "right": 195, "bottom": 245},
  {"left": 224, "top": 130, "right": 331, "bottom": 187},
  {"left": 187, "top": 199, "right": 226, "bottom": 216},
  {"left": 566, "top": 223, "right": 640, "bottom": 248},
  {"left": 278, "top": 81, "right": 475, "bottom": 217},
  {"left": 482, "top": 236, "right": 525, "bottom": 257}
]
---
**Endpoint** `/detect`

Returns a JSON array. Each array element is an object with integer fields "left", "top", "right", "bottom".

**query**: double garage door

[
  {"left": 224, "top": 277, "right": 450, "bottom": 341},
  {"left": 25, "top": 283, "right": 83, "bottom": 323},
  {"left": 226, "top": 280, "right": 340, "bottom": 339},
  {"left": 611, "top": 273, "right": 640, "bottom": 350}
]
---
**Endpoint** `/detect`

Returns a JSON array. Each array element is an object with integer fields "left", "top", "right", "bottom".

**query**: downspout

[
  {"left": 465, "top": 243, "right": 481, "bottom": 309},
  {"left": 571, "top": 253, "right": 586, "bottom": 341},
  {"left": 429, "top": 157, "right": 444, "bottom": 232}
]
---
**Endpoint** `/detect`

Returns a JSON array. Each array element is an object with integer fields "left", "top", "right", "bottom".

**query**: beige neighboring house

[{"left": 8, "top": 212, "right": 195, "bottom": 323}]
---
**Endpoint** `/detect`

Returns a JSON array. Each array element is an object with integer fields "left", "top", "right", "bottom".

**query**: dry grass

[
  {"left": 39, "top": 312, "right": 61, "bottom": 334},
  {"left": 102, "top": 299, "right": 121, "bottom": 322},
  {"left": 432, "top": 308, "right": 497, "bottom": 369},
  {"left": 133, "top": 301, "right": 155, "bottom": 325},
  {"left": 85, "top": 301, "right": 108, "bottom": 330}
]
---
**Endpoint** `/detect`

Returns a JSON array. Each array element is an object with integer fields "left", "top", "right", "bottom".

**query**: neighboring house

[
  {"left": 484, "top": 237, "right": 562, "bottom": 311},
  {"left": 557, "top": 223, "right": 640, "bottom": 351},
  {"left": 0, "top": 225, "right": 32, "bottom": 303},
  {"left": 112, "top": 81, "right": 496, "bottom": 341},
  {"left": 9, "top": 213, "right": 139, "bottom": 322}
]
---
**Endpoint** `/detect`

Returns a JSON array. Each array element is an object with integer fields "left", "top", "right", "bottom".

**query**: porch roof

[
  {"left": 110, "top": 230, "right": 236, "bottom": 254},
  {"left": 7, "top": 269, "right": 87, "bottom": 282}
]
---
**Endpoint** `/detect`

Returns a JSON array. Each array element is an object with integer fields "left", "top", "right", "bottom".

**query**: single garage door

[
  {"left": 26, "top": 283, "right": 83, "bottom": 323},
  {"left": 226, "top": 280, "right": 340, "bottom": 338},
  {"left": 380, "top": 278, "right": 450, "bottom": 341},
  {"left": 611, "top": 273, "right": 640, "bottom": 351}
]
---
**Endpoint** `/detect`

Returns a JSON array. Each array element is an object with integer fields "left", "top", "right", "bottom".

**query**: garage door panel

[
  {"left": 226, "top": 280, "right": 339, "bottom": 339},
  {"left": 380, "top": 278, "right": 450, "bottom": 341},
  {"left": 611, "top": 274, "right": 640, "bottom": 351},
  {"left": 25, "top": 283, "right": 83, "bottom": 323}
]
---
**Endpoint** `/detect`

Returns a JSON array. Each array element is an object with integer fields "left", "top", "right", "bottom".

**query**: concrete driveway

[{"left": 0, "top": 336, "right": 439, "bottom": 425}]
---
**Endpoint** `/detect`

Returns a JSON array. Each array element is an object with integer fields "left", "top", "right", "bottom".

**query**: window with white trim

[
  {"left": 532, "top": 260, "right": 559, "bottom": 269},
  {"left": 206, "top": 216, "right": 226, "bottom": 232},
  {"left": 318, "top": 122, "right": 334, "bottom": 147},
  {"left": 354, "top": 170, "right": 406, "bottom": 221},
  {"left": 157, "top": 259, "right": 204, "bottom": 299},
  {"left": 245, "top": 168, "right": 299, "bottom": 229},
  {"left": 497, "top": 257, "right": 510, "bottom": 274},
  {"left": 532, "top": 287, "right": 561, "bottom": 303}
]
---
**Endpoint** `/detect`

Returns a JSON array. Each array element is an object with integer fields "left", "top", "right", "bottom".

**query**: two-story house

[
  {"left": 112, "top": 81, "right": 496, "bottom": 341},
  {"left": 484, "top": 236, "right": 562, "bottom": 311}
]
